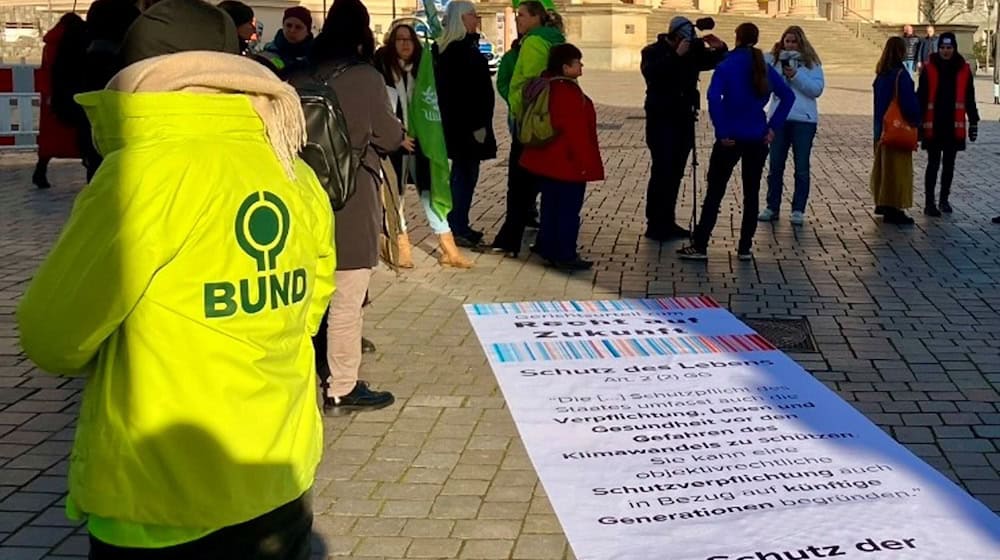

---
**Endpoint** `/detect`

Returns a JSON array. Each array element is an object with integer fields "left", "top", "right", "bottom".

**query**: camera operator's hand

[
  {"left": 676, "top": 38, "right": 691, "bottom": 57},
  {"left": 765, "top": 129, "right": 776, "bottom": 144},
  {"left": 782, "top": 65, "right": 797, "bottom": 80},
  {"left": 702, "top": 34, "right": 724, "bottom": 50},
  {"left": 720, "top": 138, "right": 736, "bottom": 147}
]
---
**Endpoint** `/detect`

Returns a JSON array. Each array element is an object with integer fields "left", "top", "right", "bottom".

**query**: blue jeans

[
  {"left": 447, "top": 158, "right": 481, "bottom": 237},
  {"left": 903, "top": 60, "right": 916, "bottom": 74},
  {"left": 766, "top": 121, "right": 817, "bottom": 214},
  {"left": 536, "top": 178, "right": 586, "bottom": 262}
]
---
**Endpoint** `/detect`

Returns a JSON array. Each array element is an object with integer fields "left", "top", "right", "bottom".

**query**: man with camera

[{"left": 642, "top": 16, "right": 728, "bottom": 242}]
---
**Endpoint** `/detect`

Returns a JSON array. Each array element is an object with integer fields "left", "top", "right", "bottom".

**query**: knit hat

[
  {"left": 938, "top": 32, "right": 957, "bottom": 48},
  {"left": 121, "top": 0, "right": 239, "bottom": 66},
  {"left": 218, "top": 0, "right": 254, "bottom": 27},
  {"left": 668, "top": 16, "right": 695, "bottom": 41},
  {"left": 283, "top": 6, "right": 313, "bottom": 29}
]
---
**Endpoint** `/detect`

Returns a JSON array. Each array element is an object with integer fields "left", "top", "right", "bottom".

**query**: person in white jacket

[{"left": 758, "top": 26, "right": 824, "bottom": 225}]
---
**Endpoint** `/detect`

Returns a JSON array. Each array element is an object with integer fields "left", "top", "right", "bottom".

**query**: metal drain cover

[{"left": 741, "top": 317, "right": 817, "bottom": 353}]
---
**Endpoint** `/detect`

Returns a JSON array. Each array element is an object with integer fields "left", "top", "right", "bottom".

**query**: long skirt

[{"left": 870, "top": 143, "right": 913, "bottom": 209}]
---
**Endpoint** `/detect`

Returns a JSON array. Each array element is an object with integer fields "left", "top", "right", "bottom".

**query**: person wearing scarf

[{"left": 17, "top": 0, "right": 334, "bottom": 556}]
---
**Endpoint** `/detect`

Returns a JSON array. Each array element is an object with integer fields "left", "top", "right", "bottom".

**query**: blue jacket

[
  {"left": 708, "top": 47, "right": 795, "bottom": 142},
  {"left": 765, "top": 54, "right": 824, "bottom": 124},
  {"left": 873, "top": 66, "right": 920, "bottom": 142}
]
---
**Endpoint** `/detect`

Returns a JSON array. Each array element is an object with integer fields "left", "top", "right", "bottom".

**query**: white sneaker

[
  {"left": 758, "top": 208, "right": 777, "bottom": 222},
  {"left": 790, "top": 211, "right": 805, "bottom": 225}
]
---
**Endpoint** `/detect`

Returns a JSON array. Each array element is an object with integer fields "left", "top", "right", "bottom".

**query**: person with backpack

[
  {"left": 677, "top": 23, "right": 794, "bottom": 261},
  {"left": 375, "top": 22, "right": 473, "bottom": 269},
  {"left": 18, "top": 1, "right": 334, "bottom": 556},
  {"left": 917, "top": 32, "right": 978, "bottom": 216},
  {"left": 519, "top": 43, "right": 603, "bottom": 271},
  {"left": 264, "top": 6, "right": 314, "bottom": 77},
  {"left": 435, "top": 0, "right": 497, "bottom": 249},
  {"left": 294, "top": 0, "right": 404, "bottom": 413},
  {"left": 490, "top": 1, "right": 565, "bottom": 258}
]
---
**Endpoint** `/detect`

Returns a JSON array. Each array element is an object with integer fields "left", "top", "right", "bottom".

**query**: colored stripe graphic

[
  {"left": 490, "top": 334, "right": 776, "bottom": 363},
  {"left": 470, "top": 297, "right": 721, "bottom": 316}
]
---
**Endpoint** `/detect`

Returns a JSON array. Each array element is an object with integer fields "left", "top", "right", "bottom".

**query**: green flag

[
  {"left": 409, "top": 43, "right": 452, "bottom": 221},
  {"left": 512, "top": 0, "right": 556, "bottom": 8},
  {"left": 422, "top": 0, "right": 443, "bottom": 39}
]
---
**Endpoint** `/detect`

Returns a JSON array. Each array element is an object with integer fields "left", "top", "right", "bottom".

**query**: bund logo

[
  {"left": 204, "top": 191, "right": 308, "bottom": 319},
  {"left": 235, "top": 191, "right": 290, "bottom": 272}
]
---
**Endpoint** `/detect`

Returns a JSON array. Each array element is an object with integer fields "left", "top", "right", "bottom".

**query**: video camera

[{"left": 671, "top": 17, "right": 717, "bottom": 44}]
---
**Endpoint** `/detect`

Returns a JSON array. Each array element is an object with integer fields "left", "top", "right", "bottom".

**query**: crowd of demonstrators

[
  {"left": 19, "top": 0, "right": 333, "bottom": 557},
  {"left": 902, "top": 24, "right": 921, "bottom": 76},
  {"left": 678, "top": 22, "right": 794, "bottom": 261},
  {"left": 871, "top": 37, "right": 921, "bottom": 225},
  {"left": 917, "top": 32, "right": 978, "bottom": 217},
  {"left": 917, "top": 25, "right": 938, "bottom": 71},
  {"left": 758, "top": 25, "right": 824, "bottom": 226},
  {"left": 264, "top": 6, "right": 314, "bottom": 76},
  {"left": 292, "top": 0, "right": 402, "bottom": 414},
  {"left": 519, "top": 44, "right": 604, "bottom": 271},
  {"left": 640, "top": 16, "right": 727, "bottom": 242},
  {"left": 435, "top": 0, "right": 498, "bottom": 250},
  {"left": 491, "top": 1, "right": 565, "bottom": 258}
]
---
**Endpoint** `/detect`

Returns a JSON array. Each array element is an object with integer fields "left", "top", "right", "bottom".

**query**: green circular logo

[{"left": 235, "top": 191, "right": 290, "bottom": 272}]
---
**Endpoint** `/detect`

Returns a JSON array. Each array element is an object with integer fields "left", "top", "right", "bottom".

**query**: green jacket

[
  {"left": 507, "top": 25, "right": 566, "bottom": 120},
  {"left": 18, "top": 90, "right": 335, "bottom": 547}
]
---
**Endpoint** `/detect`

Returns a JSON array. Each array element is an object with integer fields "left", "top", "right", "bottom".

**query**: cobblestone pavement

[{"left": 2, "top": 72, "right": 1000, "bottom": 558}]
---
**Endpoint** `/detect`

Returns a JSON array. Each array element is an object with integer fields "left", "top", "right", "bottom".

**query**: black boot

[{"left": 32, "top": 159, "right": 51, "bottom": 189}]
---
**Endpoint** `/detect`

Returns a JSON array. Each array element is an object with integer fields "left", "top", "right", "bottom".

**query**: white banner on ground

[{"left": 465, "top": 297, "right": 1000, "bottom": 560}]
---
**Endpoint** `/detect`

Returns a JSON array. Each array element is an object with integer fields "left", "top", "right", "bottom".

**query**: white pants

[{"left": 326, "top": 268, "right": 373, "bottom": 398}]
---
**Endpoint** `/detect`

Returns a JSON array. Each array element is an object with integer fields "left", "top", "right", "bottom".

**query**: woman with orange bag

[{"left": 870, "top": 37, "right": 921, "bottom": 225}]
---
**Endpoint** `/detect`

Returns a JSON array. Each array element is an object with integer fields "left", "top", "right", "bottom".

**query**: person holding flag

[
  {"left": 375, "top": 21, "right": 474, "bottom": 268},
  {"left": 413, "top": 0, "right": 476, "bottom": 267}
]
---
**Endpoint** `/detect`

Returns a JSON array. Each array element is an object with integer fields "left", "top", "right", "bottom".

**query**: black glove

[{"left": 969, "top": 123, "right": 979, "bottom": 142}]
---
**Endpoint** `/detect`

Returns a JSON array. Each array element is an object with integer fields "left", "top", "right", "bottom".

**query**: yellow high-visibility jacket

[{"left": 16, "top": 90, "right": 335, "bottom": 547}]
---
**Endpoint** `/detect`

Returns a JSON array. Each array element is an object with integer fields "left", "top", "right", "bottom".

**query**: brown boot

[
  {"left": 397, "top": 232, "right": 415, "bottom": 269},
  {"left": 438, "top": 232, "right": 474, "bottom": 268}
]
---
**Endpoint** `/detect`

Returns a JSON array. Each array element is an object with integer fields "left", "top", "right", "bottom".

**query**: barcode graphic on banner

[
  {"left": 490, "top": 334, "right": 775, "bottom": 363},
  {"left": 469, "top": 297, "right": 720, "bottom": 316}
]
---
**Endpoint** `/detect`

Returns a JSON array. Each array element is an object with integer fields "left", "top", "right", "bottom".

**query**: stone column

[
  {"left": 726, "top": 0, "right": 761, "bottom": 15},
  {"left": 788, "top": 0, "right": 819, "bottom": 17}
]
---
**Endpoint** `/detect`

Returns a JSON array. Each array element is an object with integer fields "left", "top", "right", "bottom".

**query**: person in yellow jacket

[{"left": 16, "top": 1, "right": 334, "bottom": 558}]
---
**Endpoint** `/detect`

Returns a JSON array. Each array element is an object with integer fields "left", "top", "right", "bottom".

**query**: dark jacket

[
  {"left": 903, "top": 35, "right": 921, "bottom": 61},
  {"left": 519, "top": 77, "right": 604, "bottom": 183},
  {"left": 707, "top": 48, "right": 795, "bottom": 142},
  {"left": 873, "top": 66, "right": 920, "bottom": 142},
  {"left": 265, "top": 30, "right": 314, "bottom": 77},
  {"left": 918, "top": 53, "right": 979, "bottom": 151},
  {"left": 434, "top": 33, "right": 497, "bottom": 161},
  {"left": 290, "top": 59, "right": 404, "bottom": 270},
  {"left": 918, "top": 35, "right": 938, "bottom": 64},
  {"left": 641, "top": 33, "right": 727, "bottom": 121}
]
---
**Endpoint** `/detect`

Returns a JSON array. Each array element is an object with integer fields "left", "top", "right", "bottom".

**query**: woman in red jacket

[{"left": 520, "top": 44, "right": 604, "bottom": 271}]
